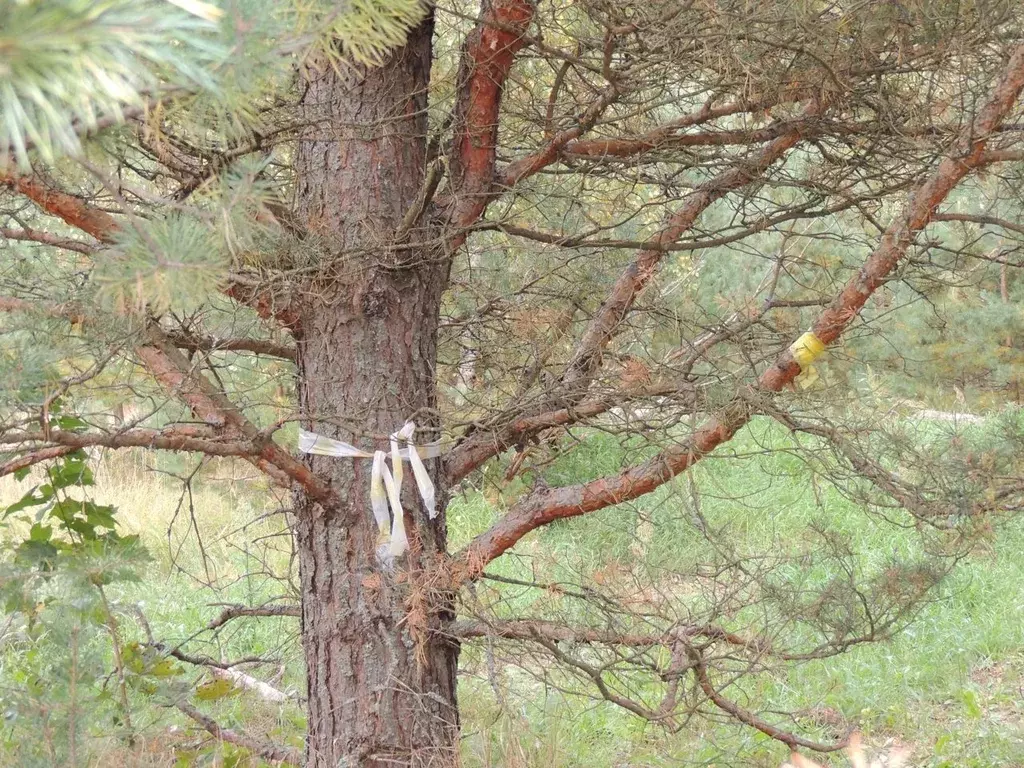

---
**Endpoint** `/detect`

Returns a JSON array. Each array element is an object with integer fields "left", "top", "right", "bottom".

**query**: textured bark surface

[{"left": 292, "top": 17, "right": 459, "bottom": 767}]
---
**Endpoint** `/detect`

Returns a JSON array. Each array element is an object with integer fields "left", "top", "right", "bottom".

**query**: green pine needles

[{"left": 0, "top": 0, "right": 429, "bottom": 170}]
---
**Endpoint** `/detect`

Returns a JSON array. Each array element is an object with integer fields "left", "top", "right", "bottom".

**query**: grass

[{"left": 1, "top": 416, "right": 1022, "bottom": 766}]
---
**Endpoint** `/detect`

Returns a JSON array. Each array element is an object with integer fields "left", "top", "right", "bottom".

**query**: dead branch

[
  {"left": 0, "top": 426, "right": 258, "bottom": 458},
  {"left": 206, "top": 604, "right": 301, "bottom": 632},
  {"left": 688, "top": 648, "right": 849, "bottom": 753},
  {"left": 174, "top": 701, "right": 301, "bottom": 765},
  {"left": 163, "top": 328, "right": 297, "bottom": 362},
  {"left": 0, "top": 226, "right": 97, "bottom": 253}
]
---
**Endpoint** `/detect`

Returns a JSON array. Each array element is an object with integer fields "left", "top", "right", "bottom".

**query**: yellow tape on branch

[
  {"left": 298, "top": 422, "right": 443, "bottom": 566},
  {"left": 788, "top": 331, "right": 826, "bottom": 390},
  {"left": 789, "top": 331, "right": 825, "bottom": 368}
]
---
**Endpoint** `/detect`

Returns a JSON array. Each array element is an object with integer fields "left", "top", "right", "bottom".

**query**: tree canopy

[{"left": 2, "top": 0, "right": 1024, "bottom": 765}]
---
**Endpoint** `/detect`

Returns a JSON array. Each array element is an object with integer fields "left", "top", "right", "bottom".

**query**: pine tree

[{"left": 2, "top": 1, "right": 1024, "bottom": 765}]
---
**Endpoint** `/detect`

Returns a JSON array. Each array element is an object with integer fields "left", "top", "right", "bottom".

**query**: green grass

[{"left": 2, "top": 416, "right": 1023, "bottom": 766}]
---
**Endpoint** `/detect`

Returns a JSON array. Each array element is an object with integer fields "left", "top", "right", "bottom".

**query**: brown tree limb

[
  {"left": 0, "top": 173, "right": 119, "bottom": 242},
  {"left": 164, "top": 328, "right": 297, "bottom": 362},
  {"left": 561, "top": 117, "right": 1024, "bottom": 160},
  {"left": 0, "top": 294, "right": 296, "bottom": 360},
  {"left": 453, "top": 43, "right": 1024, "bottom": 579},
  {"left": 448, "top": 618, "right": 766, "bottom": 653},
  {"left": 174, "top": 701, "right": 301, "bottom": 765},
  {"left": 205, "top": 604, "right": 301, "bottom": 632},
  {"left": 688, "top": 649, "right": 849, "bottom": 753},
  {"left": 498, "top": 82, "right": 621, "bottom": 188},
  {"left": 556, "top": 97, "right": 791, "bottom": 159},
  {"left": 0, "top": 171, "right": 301, "bottom": 330},
  {"left": 0, "top": 296, "right": 88, "bottom": 324},
  {"left": 0, "top": 294, "right": 326, "bottom": 497},
  {"left": 136, "top": 322, "right": 335, "bottom": 503},
  {"left": 447, "top": 380, "right": 702, "bottom": 482},
  {"left": 0, "top": 445, "right": 78, "bottom": 478},
  {"left": 0, "top": 426, "right": 259, "bottom": 458},
  {"left": 0, "top": 226, "right": 98, "bottom": 253},
  {"left": 446, "top": 0, "right": 536, "bottom": 235},
  {"left": 931, "top": 211, "right": 1024, "bottom": 237}
]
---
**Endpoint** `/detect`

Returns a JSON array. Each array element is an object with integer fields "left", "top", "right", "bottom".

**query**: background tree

[{"left": 2, "top": 0, "right": 1024, "bottom": 765}]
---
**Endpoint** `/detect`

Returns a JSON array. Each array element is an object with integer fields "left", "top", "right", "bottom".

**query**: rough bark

[{"left": 291, "top": 17, "right": 460, "bottom": 767}]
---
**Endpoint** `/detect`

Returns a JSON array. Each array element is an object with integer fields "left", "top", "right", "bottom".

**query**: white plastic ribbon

[{"left": 298, "top": 422, "right": 442, "bottom": 563}]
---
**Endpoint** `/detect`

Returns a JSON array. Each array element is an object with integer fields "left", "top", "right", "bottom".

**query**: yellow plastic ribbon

[
  {"left": 788, "top": 331, "right": 826, "bottom": 389},
  {"left": 298, "top": 422, "right": 442, "bottom": 565}
]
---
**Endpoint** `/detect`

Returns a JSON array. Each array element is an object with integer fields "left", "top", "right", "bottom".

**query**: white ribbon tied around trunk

[{"left": 298, "top": 422, "right": 442, "bottom": 564}]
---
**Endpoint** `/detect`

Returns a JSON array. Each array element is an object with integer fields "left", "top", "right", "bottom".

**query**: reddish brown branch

[
  {"left": 1, "top": 171, "right": 300, "bottom": 329},
  {"left": 446, "top": 0, "right": 536, "bottom": 234},
  {"left": 447, "top": 105, "right": 820, "bottom": 481},
  {"left": 499, "top": 83, "right": 621, "bottom": 188},
  {"left": 454, "top": 43, "right": 1024, "bottom": 579},
  {"left": 0, "top": 296, "right": 88, "bottom": 324},
  {"left": 0, "top": 445, "right": 77, "bottom": 478},
  {"left": 0, "top": 293, "right": 326, "bottom": 502},
  {"left": 0, "top": 173, "right": 119, "bottom": 243},
  {"left": 137, "top": 323, "right": 334, "bottom": 504}
]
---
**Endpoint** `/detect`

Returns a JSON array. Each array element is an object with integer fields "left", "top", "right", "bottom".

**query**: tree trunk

[{"left": 292, "top": 16, "right": 459, "bottom": 767}]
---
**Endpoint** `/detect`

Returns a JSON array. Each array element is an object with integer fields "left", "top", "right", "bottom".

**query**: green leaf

[
  {"left": 54, "top": 415, "right": 88, "bottom": 431},
  {"left": 84, "top": 503, "right": 117, "bottom": 530},
  {"left": 4, "top": 487, "right": 50, "bottom": 516},
  {"left": 14, "top": 538, "right": 59, "bottom": 568}
]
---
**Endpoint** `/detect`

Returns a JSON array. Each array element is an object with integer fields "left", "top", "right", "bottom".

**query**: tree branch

[
  {"left": 931, "top": 211, "right": 1024, "bottom": 237},
  {"left": 445, "top": 0, "right": 536, "bottom": 234},
  {"left": 0, "top": 226, "right": 98, "bottom": 253},
  {"left": 0, "top": 171, "right": 301, "bottom": 330},
  {"left": 205, "top": 604, "right": 301, "bottom": 632},
  {"left": 560, "top": 101, "right": 823, "bottom": 391},
  {"left": 447, "top": 380, "right": 702, "bottom": 483},
  {"left": 164, "top": 328, "right": 297, "bottom": 362},
  {"left": 688, "top": 648, "right": 849, "bottom": 753},
  {"left": 0, "top": 426, "right": 259, "bottom": 458},
  {"left": 446, "top": 103, "right": 821, "bottom": 480},
  {"left": 0, "top": 445, "right": 78, "bottom": 478},
  {"left": 175, "top": 701, "right": 301, "bottom": 765},
  {"left": 453, "top": 43, "right": 1024, "bottom": 579},
  {"left": 448, "top": 618, "right": 767, "bottom": 653},
  {"left": 136, "top": 322, "right": 335, "bottom": 504},
  {"left": 0, "top": 172, "right": 118, "bottom": 242}
]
